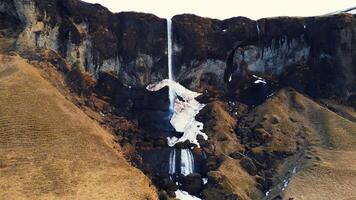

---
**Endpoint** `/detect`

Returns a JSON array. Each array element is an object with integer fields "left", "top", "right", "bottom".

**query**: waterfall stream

[
  {"left": 180, "top": 149, "right": 195, "bottom": 176},
  {"left": 169, "top": 149, "right": 176, "bottom": 175},
  {"left": 167, "top": 17, "right": 175, "bottom": 112},
  {"left": 148, "top": 18, "right": 203, "bottom": 200}
]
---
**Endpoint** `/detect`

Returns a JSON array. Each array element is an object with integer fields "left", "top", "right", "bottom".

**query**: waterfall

[
  {"left": 167, "top": 17, "right": 175, "bottom": 112},
  {"left": 169, "top": 149, "right": 176, "bottom": 175},
  {"left": 180, "top": 149, "right": 195, "bottom": 176},
  {"left": 256, "top": 21, "right": 260, "bottom": 38}
]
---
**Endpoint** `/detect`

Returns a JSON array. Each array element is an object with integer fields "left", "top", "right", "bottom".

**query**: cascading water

[
  {"left": 147, "top": 18, "right": 204, "bottom": 200},
  {"left": 180, "top": 149, "right": 195, "bottom": 176},
  {"left": 169, "top": 148, "right": 176, "bottom": 175},
  {"left": 167, "top": 17, "right": 175, "bottom": 112},
  {"left": 256, "top": 21, "right": 260, "bottom": 38}
]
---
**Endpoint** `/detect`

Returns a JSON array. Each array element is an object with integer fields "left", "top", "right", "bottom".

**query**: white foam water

[
  {"left": 169, "top": 148, "right": 176, "bottom": 175},
  {"left": 180, "top": 149, "right": 195, "bottom": 176}
]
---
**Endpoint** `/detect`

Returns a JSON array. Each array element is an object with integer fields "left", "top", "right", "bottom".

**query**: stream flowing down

[
  {"left": 146, "top": 18, "right": 205, "bottom": 200},
  {"left": 180, "top": 149, "right": 195, "bottom": 176},
  {"left": 168, "top": 148, "right": 176, "bottom": 175},
  {"left": 167, "top": 17, "right": 175, "bottom": 112},
  {"left": 146, "top": 79, "right": 208, "bottom": 147}
]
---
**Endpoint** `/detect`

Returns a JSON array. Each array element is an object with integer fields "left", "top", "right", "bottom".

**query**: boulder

[
  {"left": 181, "top": 173, "right": 203, "bottom": 195},
  {"left": 240, "top": 157, "right": 258, "bottom": 176}
]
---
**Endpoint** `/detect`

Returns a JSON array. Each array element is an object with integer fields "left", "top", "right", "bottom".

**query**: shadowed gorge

[{"left": 0, "top": 0, "right": 356, "bottom": 200}]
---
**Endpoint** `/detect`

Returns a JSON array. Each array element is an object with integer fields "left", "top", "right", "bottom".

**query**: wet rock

[
  {"left": 181, "top": 173, "right": 203, "bottom": 195},
  {"left": 204, "top": 156, "right": 224, "bottom": 172},
  {"left": 158, "top": 190, "right": 169, "bottom": 200},
  {"left": 167, "top": 190, "right": 176, "bottom": 198},
  {"left": 229, "top": 151, "right": 244, "bottom": 160},
  {"left": 240, "top": 157, "right": 257, "bottom": 176},
  {"left": 174, "top": 141, "right": 197, "bottom": 149},
  {"left": 197, "top": 134, "right": 208, "bottom": 148},
  {"left": 256, "top": 176, "right": 273, "bottom": 191},
  {"left": 160, "top": 177, "right": 178, "bottom": 192}
]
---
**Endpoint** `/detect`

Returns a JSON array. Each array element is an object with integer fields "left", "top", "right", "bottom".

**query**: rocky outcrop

[{"left": 3, "top": 0, "right": 167, "bottom": 87}]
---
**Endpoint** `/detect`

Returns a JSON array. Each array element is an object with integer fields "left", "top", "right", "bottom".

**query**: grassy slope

[
  {"left": 0, "top": 55, "right": 157, "bottom": 200},
  {"left": 284, "top": 90, "right": 356, "bottom": 200},
  {"left": 255, "top": 89, "right": 356, "bottom": 200}
]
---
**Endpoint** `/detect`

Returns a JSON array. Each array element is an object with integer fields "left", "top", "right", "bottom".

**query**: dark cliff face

[
  {"left": 172, "top": 14, "right": 356, "bottom": 104},
  {"left": 32, "top": 0, "right": 167, "bottom": 61},
  {"left": 3, "top": 0, "right": 167, "bottom": 87},
  {"left": 2, "top": 0, "right": 355, "bottom": 105}
]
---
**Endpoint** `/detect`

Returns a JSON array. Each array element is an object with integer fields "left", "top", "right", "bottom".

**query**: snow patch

[
  {"left": 252, "top": 75, "right": 267, "bottom": 84},
  {"left": 175, "top": 190, "right": 201, "bottom": 200},
  {"left": 202, "top": 178, "right": 208, "bottom": 185},
  {"left": 146, "top": 79, "right": 208, "bottom": 147}
]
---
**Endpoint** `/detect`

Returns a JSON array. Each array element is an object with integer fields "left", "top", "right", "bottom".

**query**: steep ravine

[{"left": 1, "top": 0, "right": 356, "bottom": 200}]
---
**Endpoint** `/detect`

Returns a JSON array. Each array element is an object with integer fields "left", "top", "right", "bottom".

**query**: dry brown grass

[
  {"left": 257, "top": 89, "right": 356, "bottom": 200},
  {"left": 209, "top": 157, "right": 263, "bottom": 200},
  {"left": 283, "top": 90, "right": 356, "bottom": 200},
  {"left": 201, "top": 101, "right": 243, "bottom": 155},
  {"left": 0, "top": 55, "right": 157, "bottom": 200}
]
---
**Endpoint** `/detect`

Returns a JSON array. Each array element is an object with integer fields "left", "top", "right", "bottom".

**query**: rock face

[
  {"left": 172, "top": 15, "right": 356, "bottom": 104},
  {"left": 4, "top": 0, "right": 167, "bottom": 87},
  {"left": 2, "top": 0, "right": 355, "bottom": 104}
]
